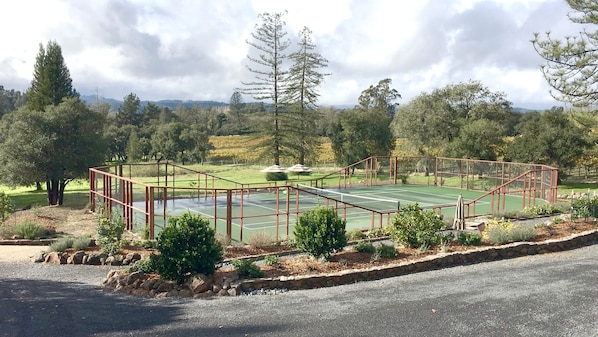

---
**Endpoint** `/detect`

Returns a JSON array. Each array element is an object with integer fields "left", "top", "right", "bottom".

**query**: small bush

[
  {"left": 376, "top": 243, "right": 397, "bottom": 258},
  {"left": 354, "top": 241, "right": 376, "bottom": 253},
  {"left": 14, "top": 221, "right": 46, "bottom": 239},
  {"left": 484, "top": 218, "right": 536, "bottom": 244},
  {"left": 265, "top": 171, "right": 288, "bottom": 181},
  {"left": 458, "top": 232, "right": 482, "bottom": 246},
  {"left": 97, "top": 211, "right": 125, "bottom": 255},
  {"left": 128, "top": 258, "right": 157, "bottom": 273},
  {"left": 49, "top": 237, "right": 74, "bottom": 252},
  {"left": 294, "top": 207, "right": 347, "bottom": 260},
  {"left": 231, "top": 259, "right": 264, "bottom": 278},
  {"left": 390, "top": 203, "right": 444, "bottom": 248},
  {"left": 508, "top": 226, "right": 536, "bottom": 242},
  {"left": 150, "top": 212, "right": 223, "bottom": 284},
  {"left": 347, "top": 229, "right": 367, "bottom": 241},
  {"left": 366, "top": 227, "right": 390, "bottom": 238},
  {"left": 73, "top": 237, "right": 92, "bottom": 250},
  {"left": 247, "top": 231, "right": 275, "bottom": 247},
  {"left": 263, "top": 255, "right": 279, "bottom": 266},
  {"left": 0, "top": 191, "right": 14, "bottom": 224}
]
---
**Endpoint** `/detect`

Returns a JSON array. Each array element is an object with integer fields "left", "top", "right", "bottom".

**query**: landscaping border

[{"left": 236, "top": 230, "right": 598, "bottom": 293}]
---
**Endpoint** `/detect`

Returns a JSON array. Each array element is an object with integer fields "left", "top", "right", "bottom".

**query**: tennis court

[{"left": 136, "top": 184, "right": 532, "bottom": 243}]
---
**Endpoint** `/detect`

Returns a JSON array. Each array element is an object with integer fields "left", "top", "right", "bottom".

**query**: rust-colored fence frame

[{"left": 89, "top": 157, "right": 558, "bottom": 242}]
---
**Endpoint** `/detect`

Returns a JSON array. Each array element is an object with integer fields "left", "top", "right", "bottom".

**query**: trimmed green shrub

[
  {"left": 14, "top": 221, "right": 46, "bottom": 239},
  {"left": 294, "top": 207, "right": 347, "bottom": 260},
  {"left": 354, "top": 241, "right": 376, "bottom": 253},
  {"left": 150, "top": 212, "right": 223, "bottom": 284},
  {"left": 458, "top": 232, "right": 482, "bottom": 246},
  {"left": 390, "top": 203, "right": 445, "bottom": 248},
  {"left": 231, "top": 259, "right": 264, "bottom": 278},
  {"left": 265, "top": 171, "right": 288, "bottom": 181}
]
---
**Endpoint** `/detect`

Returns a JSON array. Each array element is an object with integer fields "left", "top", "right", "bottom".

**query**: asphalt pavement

[{"left": 1, "top": 244, "right": 597, "bottom": 337}]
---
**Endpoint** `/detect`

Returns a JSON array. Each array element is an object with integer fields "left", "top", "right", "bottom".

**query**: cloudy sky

[{"left": 0, "top": 0, "right": 584, "bottom": 109}]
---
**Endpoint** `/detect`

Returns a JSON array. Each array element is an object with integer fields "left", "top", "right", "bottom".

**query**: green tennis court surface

[{"left": 135, "top": 184, "right": 537, "bottom": 242}]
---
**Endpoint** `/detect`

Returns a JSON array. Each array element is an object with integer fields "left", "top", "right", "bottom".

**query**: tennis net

[{"left": 296, "top": 184, "right": 400, "bottom": 212}]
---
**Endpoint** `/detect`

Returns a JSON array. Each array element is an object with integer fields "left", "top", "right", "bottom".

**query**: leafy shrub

[
  {"left": 366, "top": 227, "right": 390, "bottom": 238},
  {"left": 128, "top": 258, "right": 157, "bottom": 273},
  {"left": 142, "top": 240, "right": 157, "bottom": 249},
  {"left": 354, "top": 241, "right": 376, "bottom": 253},
  {"left": 376, "top": 243, "right": 397, "bottom": 258},
  {"left": 390, "top": 203, "right": 444, "bottom": 248},
  {"left": 49, "top": 237, "right": 74, "bottom": 252},
  {"left": 231, "top": 259, "right": 264, "bottom": 278},
  {"left": 263, "top": 255, "right": 279, "bottom": 266},
  {"left": 248, "top": 231, "right": 275, "bottom": 247},
  {"left": 0, "top": 191, "right": 14, "bottom": 224},
  {"left": 14, "top": 221, "right": 46, "bottom": 239},
  {"left": 265, "top": 171, "right": 288, "bottom": 181},
  {"left": 571, "top": 196, "right": 598, "bottom": 220},
  {"left": 458, "top": 232, "right": 482, "bottom": 246},
  {"left": 150, "top": 212, "right": 223, "bottom": 284},
  {"left": 96, "top": 211, "right": 125, "bottom": 255},
  {"left": 293, "top": 207, "right": 347, "bottom": 260},
  {"left": 347, "top": 229, "right": 367, "bottom": 241},
  {"left": 484, "top": 218, "right": 536, "bottom": 244},
  {"left": 73, "top": 237, "right": 92, "bottom": 250}
]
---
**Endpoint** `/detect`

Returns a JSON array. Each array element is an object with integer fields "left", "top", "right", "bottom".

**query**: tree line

[{"left": 1, "top": 2, "right": 598, "bottom": 205}]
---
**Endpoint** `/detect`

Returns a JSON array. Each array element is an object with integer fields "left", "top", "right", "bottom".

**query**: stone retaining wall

[{"left": 236, "top": 230, "right": 598, "bottom": 293}]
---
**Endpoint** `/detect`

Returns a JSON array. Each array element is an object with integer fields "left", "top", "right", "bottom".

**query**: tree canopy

[{"left": 0, "top": 98, "right": 108, "bottom": 205}]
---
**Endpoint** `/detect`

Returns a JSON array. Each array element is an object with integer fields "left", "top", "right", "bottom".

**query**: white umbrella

[
  {"left": 453, "top": 194, "right": 465, "bottom": 231},
  {"left": 286, "top": 164, "right": 312, "bottom": 173},
  {"left": 261, "top": 165, "right": 286, "bottom": 173}
]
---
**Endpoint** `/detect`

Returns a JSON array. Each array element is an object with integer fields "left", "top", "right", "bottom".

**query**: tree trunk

[
  {"left": 36, "top": 181, "right": 43, "bottom": 191},
  {"left": 46, "top": 179, "right": 58, "bottom": 205},
  {"left": 46, "top": 179, "right": 66, "bottom": 206}
]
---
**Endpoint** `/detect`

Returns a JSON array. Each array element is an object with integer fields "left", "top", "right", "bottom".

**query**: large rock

[
  {"left": 44, "top": 252, "right": 66, "bottom": 264},
  {"left": 188, "top": 274, "right": 212, "bottom": 294}
]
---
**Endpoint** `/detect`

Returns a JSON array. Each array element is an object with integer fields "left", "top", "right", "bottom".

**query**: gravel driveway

[{"left": 1, "top": 243, "right": 597, "bottom": 337}]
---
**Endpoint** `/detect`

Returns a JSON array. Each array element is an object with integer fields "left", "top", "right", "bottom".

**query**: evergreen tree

[
  {"left": 27, "top": 41, "right": 78, "bottom": 111},
  {"left": 241, "top": 11, "right": 290, "bottom": 165},
  {"left": 532, "top": 0, "right": 598, "bottom": 106},
  {"left": 283, "top": 27, "right": 330, "bottom": 165}
]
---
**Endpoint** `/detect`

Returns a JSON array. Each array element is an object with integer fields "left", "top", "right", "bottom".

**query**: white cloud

[{"left": 0, "top": 0, "right": 583, "bottom": 108}]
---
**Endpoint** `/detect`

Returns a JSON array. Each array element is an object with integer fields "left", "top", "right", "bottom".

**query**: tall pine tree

[
  {"left": 27, "top": 41, "right": 78, "bottom": 112},
  {"left": 241, "top": 11, "right": 290, "bottom": 165},
  {"left": 283, "top": 27, "right": 330, "bottom": 165}
]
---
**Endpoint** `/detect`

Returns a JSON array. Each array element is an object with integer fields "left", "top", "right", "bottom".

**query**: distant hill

[{"left": 80, "top": 95, "right": 228, "bottom": 111}]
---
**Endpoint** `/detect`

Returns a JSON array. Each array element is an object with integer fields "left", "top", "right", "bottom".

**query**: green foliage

[
  {"left": 72, "top": 237, "right": 92, "bottom": 250},
  {"left": 571, "top": 196, "right": 598, "bottom": 220},
  {"left": 0, "top": 191, "right": 14, "bottom": 223},
  {"left": 458, "top": 231, "right": 482, "bottom": 246},
  {"left": 347, "top": 228, "right": 367, "bottom": 241},
  {"left": 96, "top": 211, "right": 125, "bottom": 255},
  {"left": 13, "top": 220, "right": 47, "bottom": 240},
  {"left": 354, "top": 241, "right": 376, "bottom": 253},
  {"left": 484, "top": 219, "right": 536, "bottom": 244},
  {"left": 151, "top": 212, "right": 223, "bottom": 284},
  {"left": 263, "top": 255, "right": 279, "bottom": 266},
  {"left": 49, "top": 237, "right": 74, "bottom": 252},
  {"left": 293, "top": 206, "right": 347, "bottom": 259},
  {"left": 375, "top": 243, "right": 397, "bottom": 258},
  {"left": 128, "top": 258, "right": 157, "bottom": 273},
  {"left": 265, "top": 171, "right": 288, "bottom": 181},
  {"left": 390, "top": 203, "right": 445, "bottom": 248},
  {"left": 231, "top": 259, "right": 264, "bottom": 278}
]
